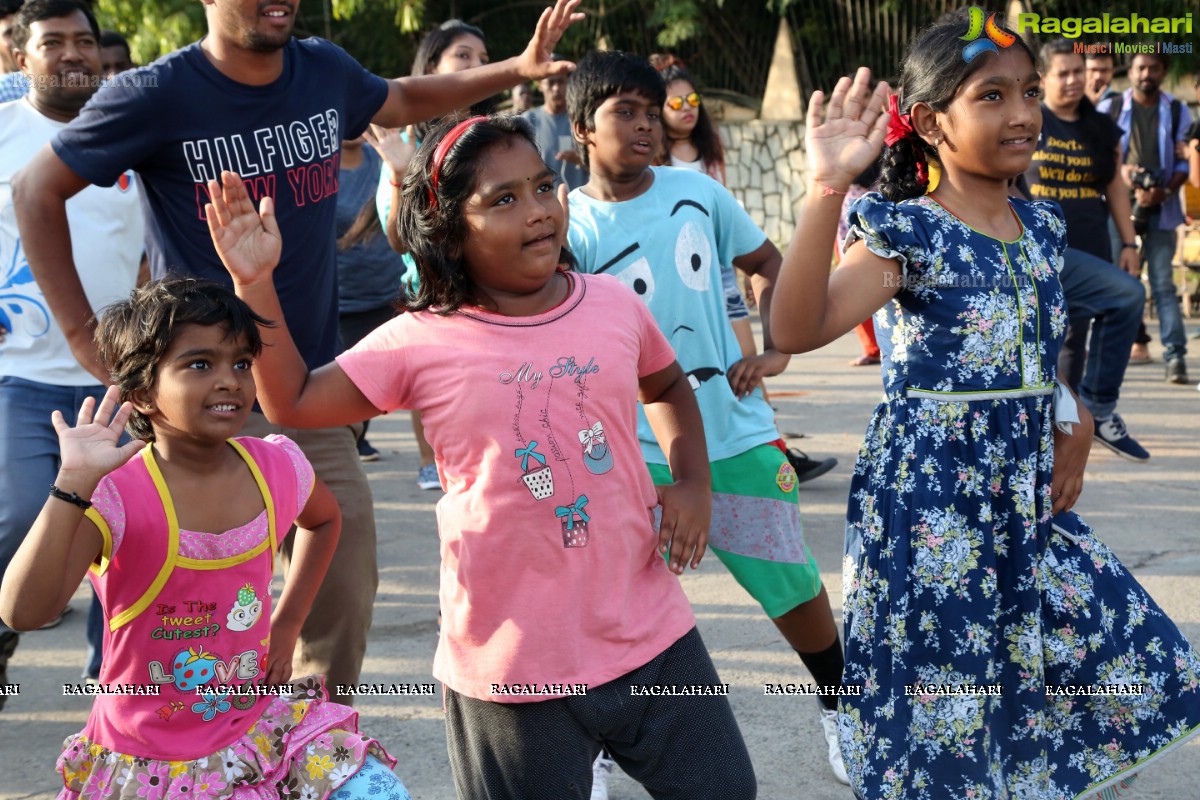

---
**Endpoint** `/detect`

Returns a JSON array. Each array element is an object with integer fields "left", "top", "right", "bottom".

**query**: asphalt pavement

[{"left": 2, "top": 322, "right": 1198, "bottom": 799}]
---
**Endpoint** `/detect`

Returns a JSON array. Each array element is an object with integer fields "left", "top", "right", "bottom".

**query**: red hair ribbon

[
  {"left": 428, "top": 115, "right": 489, "bottom": 205},
  {"left": 884, "top": 95, "right": 929, "bottom": 187},
  {"left": 884, "top": 94, "right": 913, "bottom": 147}
]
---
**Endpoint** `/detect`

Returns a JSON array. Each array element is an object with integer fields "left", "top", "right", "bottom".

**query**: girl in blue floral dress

[{"left": 771, "top": 13, "right": 1200, "bottom": 800}]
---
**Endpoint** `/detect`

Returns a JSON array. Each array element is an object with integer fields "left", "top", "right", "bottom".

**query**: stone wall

[{"left": 721, "top": 120, "right": 809, "bottom": 246}]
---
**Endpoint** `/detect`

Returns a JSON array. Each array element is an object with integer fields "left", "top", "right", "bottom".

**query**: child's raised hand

[
  {"left": 53, "top": 385, "right": 145, "bottom": 485},
  {"left": 364, "top": 124, "right": 417, "bottom": 181},
  {"left": 557, "top": 182, "right": 570, "bottom": 239},
  {"left": 206, "top": 171, "right": 282, "bottom": 287},
  {"left": 806, "top": 67, "right": 891, "bottom": 190},
  {"left": 516, "top": 0, "right": 584, "bottom": 80},
  {"left": 656, "top": 478, "right": 711, "bottom": 574}
]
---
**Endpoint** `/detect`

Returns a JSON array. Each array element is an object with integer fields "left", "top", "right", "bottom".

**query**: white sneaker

[
  {"left": 590, "top": 752, "right": 614, "bottom": 800},
  {"left": 818, "top": 705, "right": 850, "bottom": 785}
]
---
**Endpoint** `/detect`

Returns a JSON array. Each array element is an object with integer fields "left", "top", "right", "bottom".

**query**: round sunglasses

[{"left": 665, "top": 92, "right": 701, "bottom": 111}]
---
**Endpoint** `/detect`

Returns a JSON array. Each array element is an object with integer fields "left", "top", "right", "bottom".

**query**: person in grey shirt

[{"left": 523, "top": 68, "right": 587, "bottom": 190}]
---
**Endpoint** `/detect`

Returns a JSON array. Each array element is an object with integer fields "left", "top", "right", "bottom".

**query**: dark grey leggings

[{"left": 444, "top": 627, "right": 756, "bottom": 800}]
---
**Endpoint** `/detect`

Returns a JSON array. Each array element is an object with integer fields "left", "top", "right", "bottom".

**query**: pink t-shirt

[{"left": 337, "top": 272, "right": 697, "bottom": 701}]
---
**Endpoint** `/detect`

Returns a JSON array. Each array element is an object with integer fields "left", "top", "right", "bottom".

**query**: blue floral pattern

[
  {"left": 839, "top": 194, "right": 1200, "bottom": 799},
  {"left": 0, "top": 235, "right": 51, "bottom": 344}
]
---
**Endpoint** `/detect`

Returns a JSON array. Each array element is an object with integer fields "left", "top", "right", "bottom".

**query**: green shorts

[{"left": 648, "top": 442, "right": 823, "bottom": 618}]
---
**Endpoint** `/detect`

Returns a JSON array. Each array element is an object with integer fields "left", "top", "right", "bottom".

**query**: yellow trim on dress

[
  {"left": 227, "top": 439, "right": 278, "bottom": 564},
  {"left": 109, "top": 447, "right": 180, "bottom": 631},
  {"left": 108, "top": 440, "right": 277, "bottom": 630},
  {"left": 85, "top": 507, "right": 113, "bottom": 576}
]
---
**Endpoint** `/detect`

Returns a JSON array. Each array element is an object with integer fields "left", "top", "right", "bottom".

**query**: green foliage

[
  {"left": 646, "top": 0, "right": 703, "bottom": 47},
  {"left": 92, "top": 0, "right": 205, "bottom": 64},
  {"left": 330, "top": 0, "right": 426, "bottom": 33}
]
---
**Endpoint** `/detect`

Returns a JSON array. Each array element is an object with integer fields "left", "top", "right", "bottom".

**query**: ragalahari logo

[{"left": 961, "top": 7, "right": 1016, "bottom": 62}]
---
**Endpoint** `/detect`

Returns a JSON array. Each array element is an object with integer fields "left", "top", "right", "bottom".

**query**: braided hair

[{"left": 880, "top": 10, "right": 1037, "bottom": 202}]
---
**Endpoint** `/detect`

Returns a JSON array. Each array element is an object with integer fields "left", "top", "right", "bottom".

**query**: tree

[{"left": 92, "top": 0, "right": 204, "bottom": 65}]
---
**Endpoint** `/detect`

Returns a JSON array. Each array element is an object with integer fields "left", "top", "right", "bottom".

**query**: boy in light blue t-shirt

[{"left": 565, "top": 50, "right": 850, "bottom": 785}]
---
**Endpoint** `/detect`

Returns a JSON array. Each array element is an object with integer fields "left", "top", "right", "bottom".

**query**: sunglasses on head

[{"left": 665, "top": 92, "right": 701, "bottom": 111}]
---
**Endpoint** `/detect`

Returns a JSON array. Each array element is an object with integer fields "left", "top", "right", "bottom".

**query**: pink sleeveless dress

[{"left": 56, "top": 435, "right": 394, "bottom": 799}]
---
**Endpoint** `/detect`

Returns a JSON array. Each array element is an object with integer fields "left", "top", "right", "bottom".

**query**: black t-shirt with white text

[{"left": 1024, "top": 107, "right": 1120, "bottom": 262}]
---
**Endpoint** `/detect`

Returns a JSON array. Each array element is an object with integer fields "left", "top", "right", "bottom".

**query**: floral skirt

[
  {"left": 56, "top": 677, "right": 395, "bottom": 799},
  {"left": 840, "top": 397, "right": 1200, "bottom": 799}
]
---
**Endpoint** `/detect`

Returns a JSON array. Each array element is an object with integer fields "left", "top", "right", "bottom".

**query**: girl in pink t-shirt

[
  {"left": 205, "top": 114, "right": 756, "bottom": 799},
  {"left": 0, "top": 279, "right": 407, "bottom": 799}
]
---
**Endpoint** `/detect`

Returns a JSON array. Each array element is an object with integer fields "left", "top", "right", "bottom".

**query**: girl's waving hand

[
  {"left": 0, "top": 386, "right": 143, "bottom": 631},
  {"left": 54, "top": 385, "right": 146, "bottom": 482},
  {"left": 806, "top": 67, "right": 891, "bottom": 191},
  {"left": 206, "top": 171, "right": 282, "bottom": 288}
]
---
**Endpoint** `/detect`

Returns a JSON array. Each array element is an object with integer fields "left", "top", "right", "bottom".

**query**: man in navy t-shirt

[{"left": 12, "top": 0, "right": 583, "bottom": 702}]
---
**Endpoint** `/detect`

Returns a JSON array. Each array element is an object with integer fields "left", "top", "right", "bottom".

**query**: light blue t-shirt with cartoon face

[{"left": 568, "top": 167, "right": 778, "bottom": 464}]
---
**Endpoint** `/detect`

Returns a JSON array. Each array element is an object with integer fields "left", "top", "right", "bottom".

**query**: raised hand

[
  {"left": 206, "top": 171, "right": 282, "bottom": 288},
  {"left": 516, "top": 0, "right": 585, "bottom": 81},
  {"left": 806, "top": 67, "right": 891, "bottom": 190},
  {"left": 53, "top": 385, "right": 145, "bottom": 487},
  {"left": 364, "top": 124, "right": 418, "bottom": 181},
  {"left": 556, "top": 182, "right": 570, "bottom": 241}
]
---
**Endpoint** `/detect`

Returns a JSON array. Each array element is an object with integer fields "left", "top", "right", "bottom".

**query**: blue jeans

[
  {"left": 0, "top": 376, "right": 107, "bottom": 674},
  {"left": 1111, "top": 218, "right": 1186, "bottom": 361},
  {"left": 1058, "top": 248, "right": 1146, "bottom": 419}
]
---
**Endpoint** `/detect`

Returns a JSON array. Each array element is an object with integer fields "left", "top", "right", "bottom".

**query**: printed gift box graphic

[
  {"left": 578, "top": 421, "right": 614, "bottom": 475},
  {"left": 556, "top": 495, "right": 590, "bottom": 547},
  {"left": 516, "top": 441, "right": 554, "bottom": 499}
]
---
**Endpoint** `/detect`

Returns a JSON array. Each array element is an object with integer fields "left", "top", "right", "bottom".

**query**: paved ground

[{"left": 2, "top": 322, "right": 1199, "bottom": 799}]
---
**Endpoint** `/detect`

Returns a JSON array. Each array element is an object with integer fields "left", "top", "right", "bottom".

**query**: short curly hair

[{"left": 94, "top": 278, "right": 272, "bottom": 441}]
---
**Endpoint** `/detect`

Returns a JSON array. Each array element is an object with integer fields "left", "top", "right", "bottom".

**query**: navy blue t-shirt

[{"left": 53, "top": 38, "right": 390, "bottom": 368}]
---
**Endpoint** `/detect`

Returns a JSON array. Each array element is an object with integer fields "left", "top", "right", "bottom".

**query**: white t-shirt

[
  {"left": 669, "top": 154, "right": 705, "bottom": 173},
  {"left": 0, "top": 98, "right": 143, "bottom": 385}
]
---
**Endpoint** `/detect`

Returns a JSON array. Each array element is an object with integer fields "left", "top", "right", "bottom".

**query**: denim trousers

[
  {"left": 0, "top": 376, "right": 106, "bottom": 675},
  {"left": 1058, "top": 248, "right": 1146, "bottom": 419},
  {"left": 1110, "top": 218, "right": 1186, "bottom": 361}
]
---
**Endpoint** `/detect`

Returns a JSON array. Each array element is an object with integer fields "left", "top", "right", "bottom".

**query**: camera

[{"left": 1129, "top": 168, "right": 1164, "bottom": 235}]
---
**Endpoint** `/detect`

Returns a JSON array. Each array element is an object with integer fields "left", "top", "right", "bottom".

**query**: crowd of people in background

[{"left": 1, "top": 1, "right": 1199, "bottom": 799}]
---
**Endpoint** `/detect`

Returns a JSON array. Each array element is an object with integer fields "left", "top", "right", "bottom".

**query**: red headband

[{"left": 428, "top": 115, "right": 489, "bottom": 205}]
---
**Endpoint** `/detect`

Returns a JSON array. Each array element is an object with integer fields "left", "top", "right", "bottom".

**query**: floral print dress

[{"left": 838, "top": 193, "right": 1200, "bottom": 800}]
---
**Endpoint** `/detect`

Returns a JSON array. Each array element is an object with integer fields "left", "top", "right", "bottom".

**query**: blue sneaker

[
  {"left": 417, "top": 463, "right": 442, "bottom": 490},
  {"left": 1093, "top": 413, "right": 1150, "bottom": 462}
]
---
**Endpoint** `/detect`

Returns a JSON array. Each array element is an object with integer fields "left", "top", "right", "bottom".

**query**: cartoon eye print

[
  {"left": 226, "top": 601, "right": 262, "bottom": 632},
  {"left": 674, "top": 220, "right": 712, "bottom": 292},
  {"left": 227, "top": 585, "right": 264, "bottom": 632},
  {"left": 613, "top": 256, "right": 656, "bottom": 305}
]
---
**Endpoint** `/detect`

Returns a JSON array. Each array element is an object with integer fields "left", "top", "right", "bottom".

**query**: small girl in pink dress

[{"left": 0, "top": 279, "right": 408, "bottom": 799}]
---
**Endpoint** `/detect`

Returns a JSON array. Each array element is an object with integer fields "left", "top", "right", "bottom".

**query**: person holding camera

[
  {"left": 1023, "top": 40, "right": 1148, "bottom": 460},
  {"left": 1098, "top": 52, "right": 1193, "bottom": 385}
]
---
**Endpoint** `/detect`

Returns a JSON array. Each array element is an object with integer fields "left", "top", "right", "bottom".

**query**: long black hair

[
  {"left": 658, "top": 65, "right": 725, "bottom": 179},
  {"left": 1039, "top": 38, "right": 1118, "bottom": 186},
  {"left": 411, "top": 19, "right": 494, "bottom": 141},
  {"left": 879, "top": 10, "right": 1038, "bottom": 202},
  {"left": 395, "top": 114, "right": 576, "bottom": 315}
]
